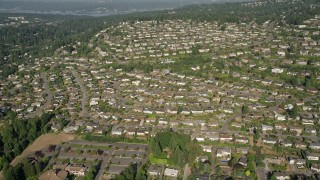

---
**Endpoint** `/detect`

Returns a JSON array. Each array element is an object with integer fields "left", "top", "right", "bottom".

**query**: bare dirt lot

[{"left": 11, "top": 133, "right": 76, "bottom": 166}]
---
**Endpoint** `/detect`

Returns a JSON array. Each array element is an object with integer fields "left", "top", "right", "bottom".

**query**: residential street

[
  {"left": 27, "top": 72, "right": 52, "bottom": 118},
  {"left": 71, "top": 69, "right": 89, "bottom": 118}
]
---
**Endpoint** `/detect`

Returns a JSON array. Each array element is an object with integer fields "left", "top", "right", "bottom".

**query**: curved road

[
  {"left": 28, "top": 72, "right": 52, "bottom": 118},
  {"left": 71, "top": 70, "right": 89, "bottom": 118}
]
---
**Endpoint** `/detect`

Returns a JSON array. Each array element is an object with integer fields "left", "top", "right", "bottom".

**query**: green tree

[
  {"left": 290, "top": 78, "right": 301, "bottom": 87},
  {"left": 216, "top": 166, "right": 221, "bottom": 176},
  {"left": 13, "top": 163, "right": 25, "bottom": 180},
  {"left": 135, "top": 165, "right": 147, "bottom": 180},
  {"left": 22, "top": 160, "right": 36, "bottom": 178},
  {"left": 287, "top": 106, "right": 299, "bottom": 119},
  {"left": 118, "top": 163, "right": 136, "bottom": 179},
  {"left": 26, "top": 176, "right": 38, "bottom": 180},
  {"left": 34, "top": 162, "right": 41, "bottom": 174},
  {"left": 270, "top": 174, "right": 277, "bottom": 180},
  {"left": 4, "top": 165, "right": 16, "bottom": 180},
  {"left": 220, "top": 24, "right": 227, "bottom": 31},
  {"left": 247, "top": 161, "right": 255, "bottom": 172},
  {"left": 245, "top": 170, "right": 250, "bottom": 176},
  {"left": 150, "top": 130, "right": 202, "bottom": 167},
  {"left": 85, "top": 169, "right": 95, "bottom": 180},
  {"left": 241, "top": 104, "right": 249, "bottom": 115},
  {"left": 0, "top": 112, "right": 53, "bottom": 171},
  {"left": 150, "top": 138, "right": 162, "bottom": 158}
]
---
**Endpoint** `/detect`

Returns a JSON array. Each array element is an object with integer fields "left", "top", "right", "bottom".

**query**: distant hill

[
  {"left": 0, "top": 0, "right": 256, "bottom": 15},
  {"left": 119, "top": 0, "right": 320, "bottom": 26}
]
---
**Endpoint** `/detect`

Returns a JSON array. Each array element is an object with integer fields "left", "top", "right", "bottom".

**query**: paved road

[
  {"left": 220, "top": 114, "right": 241, "bottom": 134},
  {"left": 41, "top": 72, "right": 53, "bottom": 109},
  {"left": 183, "top": 164, "right": 190, "bottom": 180},
  {"left": 71, "top": 70, "right": 89, "bottom": 118},
  {"left": 211, "top": 147, "right": 218, "bottom": 176},
  {"left": 28, "top": 72, "right": 52, "bottom": 118},
  {"left": 256, "top": 159, "right": 269, "bottom": 180},
  {"left": 256, "top": 167, "right": 267, "bottom": 180},
  {"left": 57, "top": 141, "right": 115, "bottom": 180},
  {"left": 139, "top": 119, "right": 145, "bottom": 126},
  {"left": 95, "top": 145, "right": 115, "bottom": 180}
]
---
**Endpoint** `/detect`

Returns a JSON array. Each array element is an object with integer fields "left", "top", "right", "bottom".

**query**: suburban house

[
  {"left": 239, "top": 157, "right": 247, "bottom": 166},
  {"left": 38, "top": 169, "right": 69, "bottom": 180},
  {"left": 273, "top": 172, "right": 290, "bottom": 180},
  {"left": 216, "top": 147, "right": 231, "bottom": 162},
  {"left": 65, "top": 164, "right": 88, "bottom": 176},
  {"left": 147, "top": 165, "right": 163, "bottom": 176},
  {"left": 164, "top": 168, "right": 179, "bottom": 178},
  {"left": 311, "top": 164, "right": 320, "bottom": 173},
  {"left": 306, "top": 152, "right": 320, "bottom": 161}
]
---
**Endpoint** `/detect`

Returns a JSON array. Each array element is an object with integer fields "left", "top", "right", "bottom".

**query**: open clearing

[
  {"left": 149, "top": 153, "right": 168, "bottom": 164},
  {"left": 11, "top": 133, "right": 76, "bottom": 166}
]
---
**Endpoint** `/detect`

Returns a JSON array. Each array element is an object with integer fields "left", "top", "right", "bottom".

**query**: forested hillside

[
  {"left": 1, "top": 0, "right": 319, "bottom": 78},
  {"left": 124, "top": 0, "right": 320, "bottom": 25},
  {"left": 0, "top": 15, "right": 107, "bottom": 78}
]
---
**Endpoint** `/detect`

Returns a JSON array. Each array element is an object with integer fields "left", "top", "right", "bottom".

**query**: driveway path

[{"left": 183, "top": 164, "right": 190, "bottom": 180}]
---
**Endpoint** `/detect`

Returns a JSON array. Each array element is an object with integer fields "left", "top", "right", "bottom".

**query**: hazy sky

[
  {"left": 0, "top": 0, "right": 220, "bottom": 3},
  {"left": 2, "top": 0, "right": 204, "bottom": 1}
]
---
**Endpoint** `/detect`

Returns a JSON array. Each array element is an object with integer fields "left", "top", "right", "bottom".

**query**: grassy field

[{"left": 149, "top": 153, "right": 168, "bottom": 164}]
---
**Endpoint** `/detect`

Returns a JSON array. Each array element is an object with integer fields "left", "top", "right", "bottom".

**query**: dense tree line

[
  {"left": 84, "top": 163, "right": 100, "bottom": 180},
  {"left": 0, "top": 112, "right": 54, "bottom": 172},
  {"left": 149, "top": 129, "right": 202, "bottom": 167},
  {"left": 0, "top": 14, "right": 108, "bottom": 78},
  {"left": 84, "top": 134, "right": 147, "bottom": 144},
  {"left": 0, "top": 0, "right": 199, "bottom": 13},
  {"left": 4, "top": 156, "right": 49, "bottom": 180},
  {"left": 114, "top": 0, "right": 320, "bottom": 25},
  {"left": 116, "top": 163, "right": 147, "bottom": 180}
]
